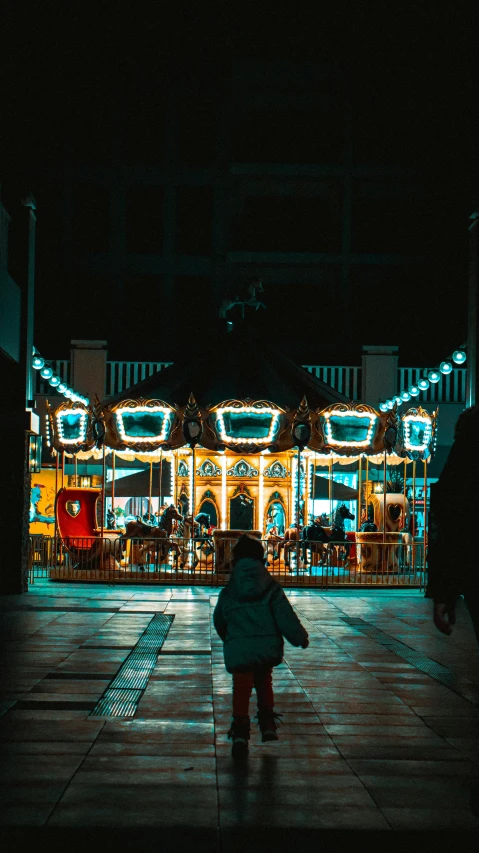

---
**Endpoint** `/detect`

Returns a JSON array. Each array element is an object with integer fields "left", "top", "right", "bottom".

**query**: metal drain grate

[
  {"left": 340, "top": 617, "right": 479, "bottom": 707},
  {"left": 90, "top": 613, "right": 174, "bottom": 717}
]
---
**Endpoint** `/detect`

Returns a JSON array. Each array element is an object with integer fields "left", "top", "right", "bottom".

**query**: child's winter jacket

[{"left": 213, "top": 557, "right": 309, "bottom": 672}]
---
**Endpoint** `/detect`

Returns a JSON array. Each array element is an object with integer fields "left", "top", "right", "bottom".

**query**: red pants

[{"left": 232, "top": 667, "right": 274, "bottom": 717}]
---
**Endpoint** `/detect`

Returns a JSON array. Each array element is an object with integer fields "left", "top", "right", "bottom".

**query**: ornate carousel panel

[
  {"left": 47, "top": 400, "right": 94, "bottom": 452},
  {"left": 398, "top": 406, "right": 438, "bottom": 461},
  {"left": 209, "top": 399, "right": 290, "bottom": 454},
  {"left": 313, "top": 402, "right": 398, "bottom": 455},
  {"left": 101, "top": 398, "right": 176, "bottom": 451}
]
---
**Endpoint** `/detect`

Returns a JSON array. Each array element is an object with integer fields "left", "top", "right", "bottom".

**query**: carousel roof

[{"left": 104, "top": 324, "right": 348, "bottom": 412}]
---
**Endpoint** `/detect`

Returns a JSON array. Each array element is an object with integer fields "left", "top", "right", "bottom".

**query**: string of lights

[
  {"left": 379, "top": 344, "right": 467, "bottom": 412},
  {"left": 31, "top": 348, "right": 89, "bottom": 406}
]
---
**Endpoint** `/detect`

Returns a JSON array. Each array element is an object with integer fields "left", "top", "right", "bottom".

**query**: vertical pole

[
  {"left": 191, "top": 446, "right": 196, "bottom": 530},
  {"left": 382, "top": 451, "right": 387, "bottom": 543},
  {"left": 159, "top": 449, "right": 163, "bottom": 510},
  {"left": 111, "top": 450, "right": 116, "bottom": 515},
  {"left": 174, "top": 453, "right": 178, "bottom": 509},
  {"left": 328, "top": 456, "right": 332, "bottom": 525},
  {"left": 412, "top": 460, "right": 417, "bottom": 570},
  {"left": 61, "top": 451, "right": 65, "bottom": 489},
  {"left": 148, "top": 460, "right": 153, "bottom": 518},
  {"left": 101, "top": 445, "right": 106, "bottom": 535},
  {"left": 54, "top": 450, "right": 59, "bottom": 567},
  {"left": 74, "top": 454, "right": 78, "bottom": 487},
  {"left": 423, "top": 457, "right": 428, "bottom": 574},
  {"left": 296, "top": 445, "right": 301, "bottom": 573},
  {"left": 221, "top": 454, "right": 227, "bottom": 529},
  {"left": 357, "top": 455, "right": 362, "bottom": 531},
  {"left": 259, "top": 455, "right": 265, "bottom": 533},
  {"left": 466, "top": 211, "right": 479, "bottom": 408}
]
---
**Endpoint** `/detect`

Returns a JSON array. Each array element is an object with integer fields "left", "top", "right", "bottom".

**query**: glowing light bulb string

[
  {"left": 379, "top": 341, "right": 467, "bottom": 412},
  {"left": 31, "top": 347, "right": 89, "bottom": 406}
]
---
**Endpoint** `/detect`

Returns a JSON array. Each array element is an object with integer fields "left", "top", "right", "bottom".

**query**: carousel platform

[{"left": 1, "top": 580, "right": 478, "bottom": 847}]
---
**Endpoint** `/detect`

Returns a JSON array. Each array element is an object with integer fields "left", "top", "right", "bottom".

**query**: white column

[
  {"left": 221, "top": 455, "right": 227, "bottom": 529},
  {"left": 259, "top": 455, "right": 265, "bottom": 533}
]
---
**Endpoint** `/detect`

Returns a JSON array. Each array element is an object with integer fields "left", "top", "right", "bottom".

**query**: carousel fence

[{"left": 29, "top": 534, "right": 426, "bottom": 589}]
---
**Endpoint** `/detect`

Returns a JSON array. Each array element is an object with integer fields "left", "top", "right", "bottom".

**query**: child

[{"left": 213, "top": 534, "right": 309, "bottom": 758}]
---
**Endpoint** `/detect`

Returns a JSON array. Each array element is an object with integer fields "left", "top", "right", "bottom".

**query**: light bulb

[
  {"left": 409, "top": 386, "right": 420, "bottom": 396},
  {"left": 401, "top": 391, "right": 411, "bottom": 401},
  {"left": 64, "top": 389, "right": 72, "bottom": 398},
  {"left": 428, "top": 370, "right": 441, "bottom": 383},
  {"left": 49, "top": 375, "right": 60, "bottom": 387},
  {"left": 418, "top": 378, "right": 430, "bottom": 390},
  {"left": 40, "top": 365, "right": 53, "bottom": 379},
  {"left": 386, "top": 400, "right": 394, "bottom": 409},
  {"left": 32, "top": 355, "right": 44, "bottom": 369},
  {"left": 393, "top": 396, "right": 402, "bottom": 405},
  {"left": 452, "top": 350, "right": 466, "bottom": 364},
  {"left": 379, "top": 402, "right": 388, "bottom": 412},
  {"left": 58, "top": 382, "right": 67, "bottom": 393}
]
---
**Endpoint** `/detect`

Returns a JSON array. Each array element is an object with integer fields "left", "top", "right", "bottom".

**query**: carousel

[{"left": 44, "top": 325, "right": 438, "bottom": 584}]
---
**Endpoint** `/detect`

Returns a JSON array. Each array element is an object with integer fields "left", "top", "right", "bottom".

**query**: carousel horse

[
  {"left": 329, "top": 504, "right": 355, "bottom": 566},
  {"left": 194, "top": 513, "right": 215, "bottom": 559},
  {"left": 301, "top": 519, "right": 330, "bottom": 565},
  {"left": 173, "top": 515, "right": 202, "bottom": 568},
  {"left": 219, "top": 279, "right": 266, "bottom": 319},
  {"left": 265, "top": 525, "right": 283, "bottom": 565},
  {"left": 123, "top": 505, "right": 183, "bottom": 568},
  {"left": 330, "top": 504, "right": 355, "bottom": 541},
  {"left": 283, "top": 524, "right": 302, "bottom": 569}
]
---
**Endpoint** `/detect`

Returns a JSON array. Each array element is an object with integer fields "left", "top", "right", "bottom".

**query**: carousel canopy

[
  {"left": 104, "top": 463, "right": 172, "bottom": 498},
  {"left": 104, "top": 325, "right": 348, "bottom": 412}
]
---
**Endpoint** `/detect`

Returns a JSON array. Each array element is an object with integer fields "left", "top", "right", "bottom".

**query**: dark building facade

[{"left": 4, "top": 57, "right": 471, "bottom": 366}]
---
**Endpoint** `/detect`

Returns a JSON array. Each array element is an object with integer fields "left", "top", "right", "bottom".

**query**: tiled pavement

[{"left": 1, "top": 581, "right": 479, "bottom": 848}]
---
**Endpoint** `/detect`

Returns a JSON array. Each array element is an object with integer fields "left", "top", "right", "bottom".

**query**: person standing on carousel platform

[
  {"left": 426, "top": 405, "right": 479, "bottom": 814},
  {"left": 213, "top": 535, "right": 309, "bottom": 758}
]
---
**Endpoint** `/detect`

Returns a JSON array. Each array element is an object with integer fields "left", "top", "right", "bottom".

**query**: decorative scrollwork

[
  {"left": 227, "top": 459, "right": 259, "bottom": 478},
  {"left": 196, "top": 458, "right": 221, "bottom": 477},
  {"left": 264, "top": 461, "right": 289, "bottom": 478},
  {"left": 177, "top": 460, "right": 189, "bottom": 478}
]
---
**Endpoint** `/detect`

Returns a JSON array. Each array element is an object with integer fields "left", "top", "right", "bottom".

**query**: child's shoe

[
  {"left": 227, "top": 715, "right": 250, "bottom": 758},
  {"left": 257, "top": 709, "right": 282, "bottom": 742}
]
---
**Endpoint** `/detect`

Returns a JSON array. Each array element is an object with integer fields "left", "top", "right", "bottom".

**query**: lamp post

[{"left": 466, "top": 210, "right": 479, "bottom": 408}]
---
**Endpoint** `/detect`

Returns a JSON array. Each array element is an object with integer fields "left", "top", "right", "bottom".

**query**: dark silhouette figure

[{"left": 213, "top": 535, "right": 308, "bottom": 758}]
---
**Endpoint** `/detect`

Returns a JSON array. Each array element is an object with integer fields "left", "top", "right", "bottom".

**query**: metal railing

[
  {"left": 297, "top": 365, "right": 361, "bottom": 400},
  {"left": 29, "top": 533, "right": 426, "bottom": 588},
  {"left": 34, "top": 360, "right": 71, "bottom": 395},
  {"left": 398, "top": 367, "right": 466, "bottom": 404},
  {"left": 106, "top": 361, "right": 173, "bottom": 396}
]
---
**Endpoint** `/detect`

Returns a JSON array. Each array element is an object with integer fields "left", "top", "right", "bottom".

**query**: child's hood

[{"left": 229, "top": 558, "right": 274, "bottom": 601}]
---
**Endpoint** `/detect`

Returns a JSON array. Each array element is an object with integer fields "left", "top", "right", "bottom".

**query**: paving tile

[{"left": 381, "top": 807, "right": 479, "bottom": 829}]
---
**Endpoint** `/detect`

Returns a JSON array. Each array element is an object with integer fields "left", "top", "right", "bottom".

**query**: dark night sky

[{"left": 1, "top": 2, "right": 478, "bottom": 367}]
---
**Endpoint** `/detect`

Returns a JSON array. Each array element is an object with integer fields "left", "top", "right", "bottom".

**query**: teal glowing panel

[
  {"left": 117, "top": 411, "right": 170, "bottom": 439},
  {"left": 221, "top": 412, "right": 276, "bottom": 439},
  {"left": 60, "top": 413, "right": 84, "bottom": 441},
  {"left": 328, "top": 415, "right": 371, "bottom": 443}
]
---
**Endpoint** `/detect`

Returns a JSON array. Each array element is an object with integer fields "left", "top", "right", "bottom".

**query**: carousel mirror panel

[
  {"left": 199, "top": 499, "right": 218, "bottom": 528},
  {"left": 229, "top": 493, "right": 255, "bottom": 530},
  {"left": 403, "top": 417, "right": 432, "bottom": 452},
  {"left": 115, "top": 407, "right": 171, "bottom": 443},
  {"left": 57, "top": 409, "right": 88, "bottom": 445},
  {"left": 325, "top": 413, "right": 376, "bottom": 446},
  {"left": 215, "top": 406, "right": 280, "bottom": 445}
]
